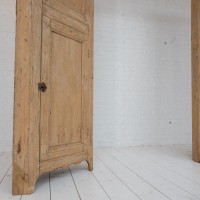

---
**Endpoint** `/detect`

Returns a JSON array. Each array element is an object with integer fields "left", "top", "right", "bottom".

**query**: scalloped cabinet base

[{"left": 13, "top": 0, "right": 94, "bottom": 195}]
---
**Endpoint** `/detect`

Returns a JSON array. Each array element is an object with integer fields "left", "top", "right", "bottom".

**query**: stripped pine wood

[
  {"left": 40, "top": 152, "right": 88, "bottom": 174},
  {"left": 43, "top": 4, "right": 88, "bottom": 33},
  {"left": 69, "top": 163, "right": 110, "bottom": 200},
  {"left": 56, "top": 0, "right": 84, "bottom": 13},
  {"left": 43, "top": 0, "right": 87, "bottom": 24},
  {"left": 13, "top": 0, "right": 93, "bottom": 194},
  {"left": 81, "top": 0, "right": 94, "bottom": 171},
  {"left": 192, "top": 0, "right": 200, "bottom": 163},
  {"left": 92, "top": 157, "right": 140, "bottom": 200},
  {"left": 13, "top": 0, "right": 34, "bottom": 195},
  {"left": 102, "top": 149, "right": 199, "bottom": 200},
  {"left": 0, "top": 152, "right": 12, "bottom": 183},
  {"left": 95, "top": 150, "right": 169, "bottom": 200},
  {"left": 40, "top": 20, "right": 83, "bottom": 158},
  {"left": 117, "top": 148, "right": 200, "bottom": 199},
  {"left": 50, "top": 20, "right": 87, "bottom": 43},
  {"left": 50, "top": 169, "right": 80, "bottom": 200},
  {"left": 13, "top": 0, "right": 42, "bottom": 195}
]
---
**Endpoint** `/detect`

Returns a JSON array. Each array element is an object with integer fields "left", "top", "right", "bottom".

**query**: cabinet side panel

[
  {"left": 29, "top": 0, "right": 43, "bottom": 190},
  {"left": 13, "top": 0, "right": 32, "bottom": 194},
  {"left": 192, "top": 0, "right": 200, "bottom": 162},
  {"left": 13, "top": 0, "right": 42, "bottom": 195},
  {"left": 83, "top": 0, "right": 94, "bottom": 170}
]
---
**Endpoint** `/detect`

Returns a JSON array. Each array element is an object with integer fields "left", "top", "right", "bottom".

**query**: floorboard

[
  {"left": 174, "top": 145, "right": 192, "bottom": 152},
  {"left": 95, "top": 149, "right": 169, "bottom": 200},
  {"left": 92, "top": 157, "right": 140, "bottom": 200},
  {"left": 118, "top": 147, "right": 200, "bottom": 199},
  {"left": 134, "top": 146, "right": 200, "bottom": 184},
  {"left": 1, "top": 145, "right": 200, "bottom": 200},
  {"left": 104, "top": 148, "right": 199, "bottom": 200},
  {"left": 50, "top": 168, "right": 80, "bottom": 200},
  {"left": 0, "top": 152, "right": 12, "bottom": 183},
  {"left": 69, "top": 162, "right": 110, "bottom": 200},
  {"left": 0, "top": 167, "right": 21, "bottom": 200}
]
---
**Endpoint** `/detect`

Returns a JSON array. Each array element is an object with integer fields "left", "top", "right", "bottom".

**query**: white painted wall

[
  {"left": 94, "top": 0, "right": 192, "bottom": 147},
  {"left": 0, "top": 0, "right": 16, "bottom": 151},
  {"left": 0, "top": 0, "right": 191, "bottom": 151}
]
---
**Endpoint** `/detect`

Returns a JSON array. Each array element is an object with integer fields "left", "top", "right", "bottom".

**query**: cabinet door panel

[{"left": 40, "top": 5, "right": 89, "bottom": 161}]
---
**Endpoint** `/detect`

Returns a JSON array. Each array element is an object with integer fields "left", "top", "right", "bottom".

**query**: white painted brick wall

[
  {"left": 0, "top": 0, "right": 191, "bottom": 151},
  {"left": 0, "top": 0, "right": 16, "bottom": 151},
  {"left": 94, "top": 0, "right": 192, "bottom": 147}
]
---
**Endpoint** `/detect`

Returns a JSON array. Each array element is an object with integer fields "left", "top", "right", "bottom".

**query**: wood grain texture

[
  {"left": 40, "top": 16, "right": 84, "bottom": 160},
  {"left": 40, "top": 16, "right": 52, "bottom": 160},
  {"left": 43, "top": 4, "right": 89, "bottom": 34},
  {"left": 13, "top": 0, "right": 93, "bottom": 195},
  {"left": 40, "top": 0, "right": 93, "bottom": 170},
  {"left": 51, "top": 20, "right": 87, "bottom": 43},
  {"left": 13, "top": 0, "right": 42, "bottom": 195},
  {"left": 84, "top": 0, "right": 94, "bottom": 171},
  {"left": 192, "top": 0, "right": 200, "bottom": 162},
  {"left": 40, "top": 152, "right": 88, "bottom": 174},
  {"left": 13, "top": 0, "right": 32, "bottom": 194},
  {"left": 54, "top": 0, "right": 84, "bottom": 13},
  {"left": 43, "top": 0, "right": 87, "bottom": 24}
]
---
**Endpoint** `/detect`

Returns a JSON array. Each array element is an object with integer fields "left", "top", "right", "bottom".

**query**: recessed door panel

[
  {"left": 40, "top": 5, "right": 88, "bottom": 161},
  {"left": 50, "top": 32, "right": 82, "bottom": 147}
]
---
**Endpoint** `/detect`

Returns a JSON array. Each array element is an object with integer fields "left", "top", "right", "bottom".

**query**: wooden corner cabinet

[{"left": 13, "top": 0, "right": 94, "bottom": 195}]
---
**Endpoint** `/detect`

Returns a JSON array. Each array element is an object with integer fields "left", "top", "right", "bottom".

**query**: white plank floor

[{"left": 1, "top": 145, "right": 200, "bottom": 200}]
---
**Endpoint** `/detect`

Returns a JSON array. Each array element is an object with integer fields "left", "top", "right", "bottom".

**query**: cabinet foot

[
  {"left": 86, "top": 159, "right": 93, "bottom": 171},
  {"left": 12, "top": 164, "right": 38, "bottom": 195}
]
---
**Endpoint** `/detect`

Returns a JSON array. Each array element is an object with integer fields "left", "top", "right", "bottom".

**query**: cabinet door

[{"left": 39, "top": 0, "right": 93, "bottom": 173}]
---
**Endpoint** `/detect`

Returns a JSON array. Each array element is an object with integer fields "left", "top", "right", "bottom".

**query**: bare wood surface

[
  {"left": 13, "top": 0, "right": 42, "bottom": 195},
  {"left": 13, "top": 0, "right": 93, "bottom": 194},
  {"left": 192, "top": 0, "right": 200, "bottom": 162}
]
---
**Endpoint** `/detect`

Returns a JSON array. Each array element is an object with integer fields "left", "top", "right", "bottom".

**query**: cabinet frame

[{"left": 13, "top": 0, "right": 94, "bottom": 195}]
